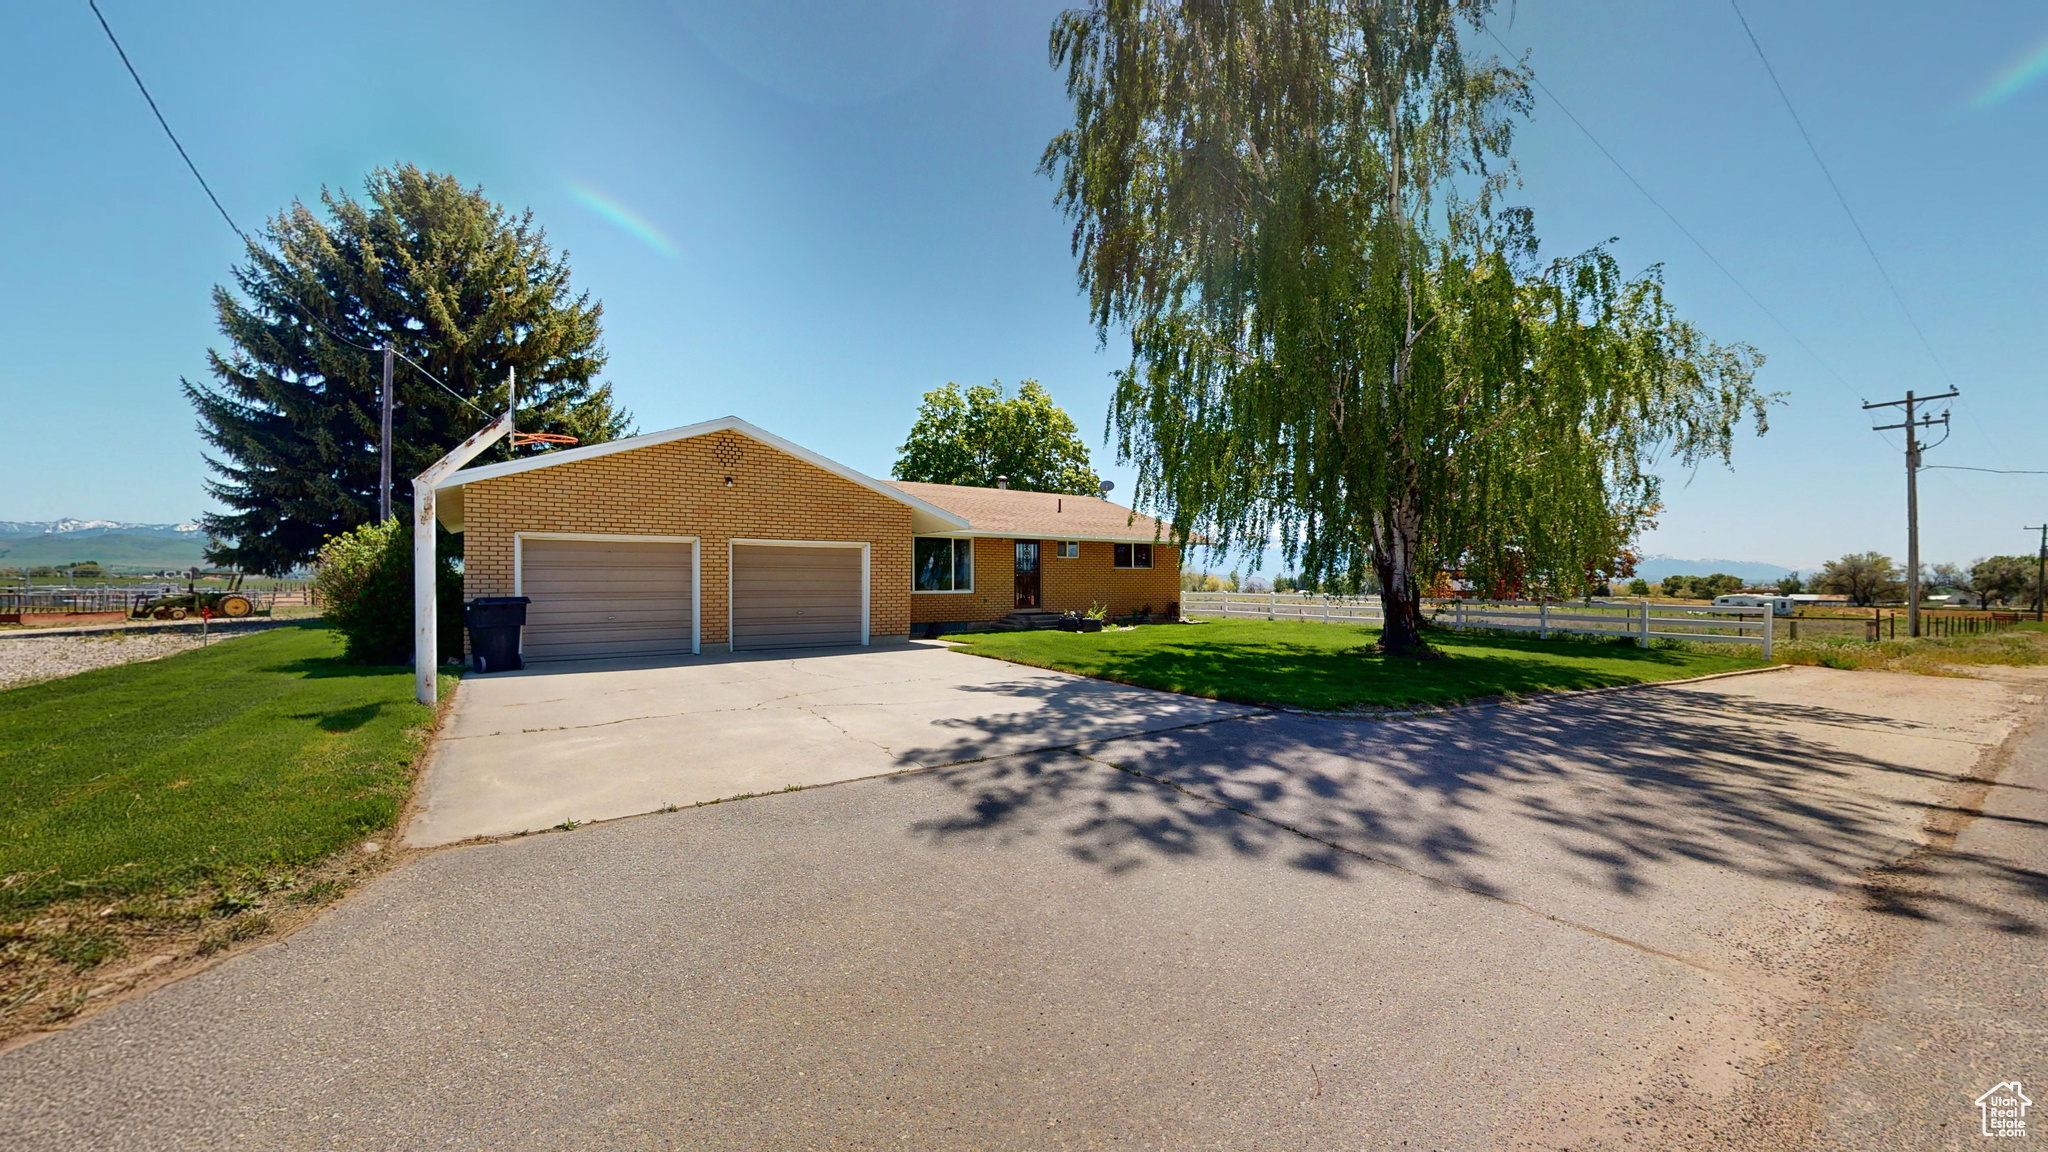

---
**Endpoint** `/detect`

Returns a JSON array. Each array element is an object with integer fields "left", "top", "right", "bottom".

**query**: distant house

[{"left": 1786, "top": 593, "right": 1848, "bottom": 609}]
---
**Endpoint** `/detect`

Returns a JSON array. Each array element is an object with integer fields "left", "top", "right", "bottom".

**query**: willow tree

[{"left": 1043, "top": 0, "right": 1769, "bottom": 653}]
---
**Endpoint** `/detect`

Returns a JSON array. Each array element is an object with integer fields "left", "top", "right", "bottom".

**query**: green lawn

[
  {"left": 0, "top": 622, "right": 439, "bottom": 916},
  {"left": 950, "top": 618, "right": 1764, "bottom": 711}
]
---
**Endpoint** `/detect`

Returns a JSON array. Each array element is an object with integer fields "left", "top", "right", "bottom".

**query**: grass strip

[
  {"left": 0, "top": 622, "right": 446, "bottom": 1036},
  {"left": 949, "top": 618, "right": 1764, "bottom": 712}
]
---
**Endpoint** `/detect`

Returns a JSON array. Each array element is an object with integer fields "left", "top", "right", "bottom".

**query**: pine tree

[{"left": 187, "top": 165, "right": 632, "bottom": 574}]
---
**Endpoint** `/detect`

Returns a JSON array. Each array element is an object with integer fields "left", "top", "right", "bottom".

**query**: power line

[
  {"left": 1479, "top": 23, "right": 1856, "bottom": 398},
  {"left": 88, "top": 0, "right": 244, "bottom": 242},
  {"left": 1726, "top": 0, "right": 1953, "bottom": 388},
  {"left": 1921, "top": 465, "right": 2048, "bottom": 476},
  {"left": 86, "top": 0, "right": 491, "bottom": 419}
]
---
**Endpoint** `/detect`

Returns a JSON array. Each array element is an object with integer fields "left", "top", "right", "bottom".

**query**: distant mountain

[
  {"left": 1632, "top": 555, "right": 1797, "bottom": 585},
  {"left": 0, "top": 519, "right": 210, "bottom": 570},
  {"left": 0, "top": 519, "right": 203, "bottom": 538}
]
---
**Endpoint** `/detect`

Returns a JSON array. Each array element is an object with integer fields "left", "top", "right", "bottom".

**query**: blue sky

[{"left": 2, "top": 1, "right": 2043, "bottom": 574}]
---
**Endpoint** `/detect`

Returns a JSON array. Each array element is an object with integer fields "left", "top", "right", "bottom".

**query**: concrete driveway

[
  {"left": 3, "top": 665, "right": 2040, "bottom": 1149},
  {"left": 406, "top": 640, "right": 1255, "bottom": 846}
]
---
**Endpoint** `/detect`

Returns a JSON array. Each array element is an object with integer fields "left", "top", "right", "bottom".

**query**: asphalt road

[{"left": 0, "top": 665, "right": 2036, "bottom": 1149}]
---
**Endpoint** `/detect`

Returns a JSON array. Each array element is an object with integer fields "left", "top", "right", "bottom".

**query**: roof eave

[{"left": 430, "top": 416, "right": 969, "bottom": 532}]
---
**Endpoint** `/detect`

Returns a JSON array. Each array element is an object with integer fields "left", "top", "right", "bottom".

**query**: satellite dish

[{"left": 1097, "top": 480, "right": 1115, "bottom": 497}]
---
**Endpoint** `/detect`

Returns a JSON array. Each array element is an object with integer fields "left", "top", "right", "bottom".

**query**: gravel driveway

[{"left": 0, "top": 628, "right": 262, "bottom": 690}]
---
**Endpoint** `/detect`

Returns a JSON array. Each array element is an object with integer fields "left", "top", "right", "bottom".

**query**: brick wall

[
  {"left": 909, "top": 537, "right": 1182, "bottom": 625},
  {"left": 463, "top": 430, "right": 912, "bottom": 645}
]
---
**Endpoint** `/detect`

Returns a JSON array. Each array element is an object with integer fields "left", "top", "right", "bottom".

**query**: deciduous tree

[
  {"left": 189, "top": 165, "right": 632, "bottom": 574},
  {"left": 893, "top": 380, "right": 1100, "bottom": 494},
  {"left": 1043, "top": 0, "right": 1768, "bottom": 653},
  {"left": 1969, "top": 555, "right": 2032, "bottom": 609},
  {"left": 1816, "top": 552, "right": 1904, "bottom": 607}
]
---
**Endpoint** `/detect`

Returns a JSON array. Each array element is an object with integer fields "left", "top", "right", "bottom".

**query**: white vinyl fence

[
  {"left": 1442, "top": 599, "right": 1773, "bottom": 658},
  {"left": 1182, "top": 590, "right": 1384, "bottom": 624},
  {"left": 1181, "top": 592, "right": 1772, "bottom": 657}
]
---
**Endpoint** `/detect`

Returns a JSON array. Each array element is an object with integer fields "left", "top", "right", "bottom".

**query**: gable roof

[
  {"left": 431, "top": 416, "right": 970, "bottom": 535},
  {"left": 889, "top": 481, "right": 1174, "bottom": 543}
]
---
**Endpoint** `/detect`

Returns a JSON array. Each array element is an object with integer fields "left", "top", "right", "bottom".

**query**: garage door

[
  {"left": 731, "top": 544, "right": 863, "bottom": 650},
  {"left": 518, "top": 538, "right": 696, "bottom": 662}
]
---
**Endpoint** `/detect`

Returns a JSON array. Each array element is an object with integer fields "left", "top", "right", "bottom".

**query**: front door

[{"left": 1013, "top": 540, "right": 1041, "bottom": 609}]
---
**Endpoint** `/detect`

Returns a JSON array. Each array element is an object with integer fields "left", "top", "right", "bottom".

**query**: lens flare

[
  {"left": 564, "top": 181, "right": 677, "bottom": 257},
  {"left": 1970, "top": 33, "right": 2048, "bottom": 108}
]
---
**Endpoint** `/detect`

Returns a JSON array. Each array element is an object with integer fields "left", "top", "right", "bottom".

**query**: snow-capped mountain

[{"left": 0, "top": 519, "right": 206, "bottom": 538}]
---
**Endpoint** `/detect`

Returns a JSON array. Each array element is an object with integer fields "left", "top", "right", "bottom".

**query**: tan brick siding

[
  {"left": 462, "top": 431, "right": 912, "bottom": 644},
  {"left": 908, "top": 537, "right": 1182, "bottom": 624}
]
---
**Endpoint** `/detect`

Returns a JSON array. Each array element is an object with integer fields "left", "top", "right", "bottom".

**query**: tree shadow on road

[{"left": 897, "top": 677, "right": 2034, "bottom": 936}]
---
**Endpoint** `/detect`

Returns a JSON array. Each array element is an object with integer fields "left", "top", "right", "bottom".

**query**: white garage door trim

[
  {"left": 513, "top": 532, "right": 701, "bottom": 656},
  {"left": 728, "top": 538, "right": 869, "bottom": 650}
]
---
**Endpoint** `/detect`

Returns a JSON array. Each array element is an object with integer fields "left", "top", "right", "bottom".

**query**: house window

[
  {"left": 913, "top": 537, "right": 973, "bottom": 592},
  {"left": 1056, "top": 541, "right": 1079, "bottom": 559},
  {"left": 1113, "top": 543, "right": 1153, "bottom": 569}
]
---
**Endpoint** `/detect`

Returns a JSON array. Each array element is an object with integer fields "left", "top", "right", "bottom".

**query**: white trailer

[{"left": 1713, "top": 593, "right": 1795, "bottom": 617}]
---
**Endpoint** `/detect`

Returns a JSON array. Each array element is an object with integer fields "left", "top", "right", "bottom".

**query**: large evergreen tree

[
  {"left": 188, "top": 165, "right": 632, "bottom": 573},
  {"left": 1043, "top": 0, "right": 1770, "bottom": 653}
]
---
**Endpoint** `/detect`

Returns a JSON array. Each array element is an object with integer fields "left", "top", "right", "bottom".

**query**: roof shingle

[{"left": 887, "top": 482, "right": 1172, "bottom": 542}]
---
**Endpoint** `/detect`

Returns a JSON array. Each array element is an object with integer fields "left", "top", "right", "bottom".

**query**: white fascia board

[
  {"left": 431, "top": 415, "right": 971, "bottom": 531},
  {"left": 914, "top": 528, "right": 1184, "bottom": 546}
]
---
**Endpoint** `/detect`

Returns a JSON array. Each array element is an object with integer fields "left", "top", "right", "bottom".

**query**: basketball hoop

[{"left": 510, "top": 432, "right": 579, "bottom": 449}]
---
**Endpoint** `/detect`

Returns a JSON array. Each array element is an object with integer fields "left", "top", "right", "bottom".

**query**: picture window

[{"left": 913, "top": 537, "right": 973, "bottom": 591}]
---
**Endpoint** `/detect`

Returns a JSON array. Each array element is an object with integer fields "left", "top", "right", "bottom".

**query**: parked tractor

[{"left": 133, "top": 571, "right": 260, "bottom": 621}]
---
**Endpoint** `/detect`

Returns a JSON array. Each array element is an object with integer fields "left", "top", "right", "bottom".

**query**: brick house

[{"left": 434, "top": 417, "right": 1181, "bottom": 660}]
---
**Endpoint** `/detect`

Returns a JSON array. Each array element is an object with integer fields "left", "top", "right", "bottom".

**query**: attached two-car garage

[
  {"left": 514, "top": 535, "right": 869, "bottom": 662},
  {"left": 437, "top": 418, "right": 966, "bottom": 661}
]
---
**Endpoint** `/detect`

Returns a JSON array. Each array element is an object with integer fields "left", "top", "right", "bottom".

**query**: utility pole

[
  {"left": 2027, "top": 523, "right": 2047, "bottom": 622},
  {"left": 1864, "top": 388, "right": 1956, "bottom": 638},
  {"left": 379, "top": 341, "right": 395, "bottom": 522}
]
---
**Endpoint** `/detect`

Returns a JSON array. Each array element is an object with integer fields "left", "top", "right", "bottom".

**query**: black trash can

[{"left": 464, "top": 596, "right": 531, "bottom": 673}]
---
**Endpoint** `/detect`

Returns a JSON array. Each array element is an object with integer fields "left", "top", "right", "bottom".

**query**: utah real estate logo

[{"left": 1975, "top": 1080, "right": 2031, "bottom": 1138}]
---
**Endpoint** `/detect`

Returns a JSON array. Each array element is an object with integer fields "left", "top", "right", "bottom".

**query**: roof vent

[{"left": 995, "top": 476, "right": 1009, "bottom": 489}]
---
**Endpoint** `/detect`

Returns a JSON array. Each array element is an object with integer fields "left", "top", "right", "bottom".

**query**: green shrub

[{"left": 312, "top": 520, "right": 461, "bottom": 663}]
